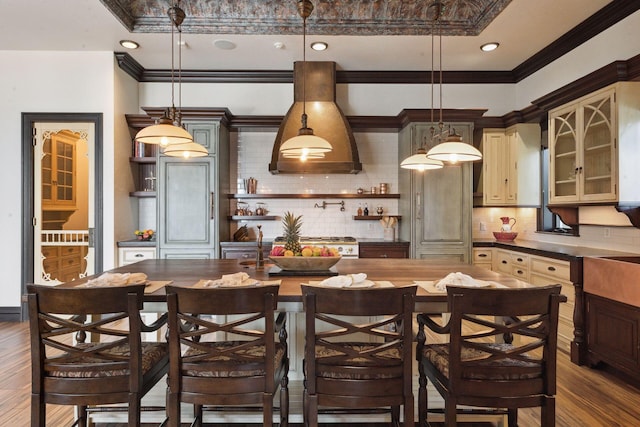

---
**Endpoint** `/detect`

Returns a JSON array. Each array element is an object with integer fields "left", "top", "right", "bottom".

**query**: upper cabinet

[
  {"left": 482, "top": 124, "right": 541, "bottom": 207},
  {"left": 42, "top": 131, "right": 77, "bottom": 210},
  {"left": 549, "top": 82, "right": 640, "bottom": 205}
]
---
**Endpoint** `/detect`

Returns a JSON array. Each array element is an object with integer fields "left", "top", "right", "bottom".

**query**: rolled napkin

[
  {"left": 434, "top": 272, "right": 487, "bottom": 291},
  {"left": 319, "top": 273, "right": 368, "bottom": 288},
  {"left": 84, "top": 272, "right": 147, "bottom": 287},
  {"left": 202, "top": 272, "right": 259, "bottom": 288}
]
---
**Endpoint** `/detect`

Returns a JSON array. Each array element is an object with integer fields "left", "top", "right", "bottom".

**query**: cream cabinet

[
  {"left": 549, "top": 82, "right": 640, "bottom": 205},
  {"left": 472, "top": 248, "right": 492, "bottom": 270},
  {"left": 528, "top": 256, "right": 573, "bottom": 354},
  {"left": 494, "top": 249, "right": 529, "bottom": 281},
  {"left": 118, "top": 247, "right": 156, "bottom": 267},
  {"left": 482, "top": 124, "right": 540, "bottom": 206}
]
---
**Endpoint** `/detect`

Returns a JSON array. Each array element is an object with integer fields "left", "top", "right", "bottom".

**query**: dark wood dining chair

[
  {"left": 301, "top": 284, "right": 417, "bottom": 427},
  {"left": 416, "top": 284, "right": 565, "bottom": 427},
  {"left": 27, "top": 283, "right": 169, "bottom": 427},
  {"left": 165, "top": 284, "right": 289, "bottom": 427}
]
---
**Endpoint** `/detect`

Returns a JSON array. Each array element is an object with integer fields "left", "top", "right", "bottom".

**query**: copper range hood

[{"left": 270, "top": 61, "right": 361, "bottom": 174}]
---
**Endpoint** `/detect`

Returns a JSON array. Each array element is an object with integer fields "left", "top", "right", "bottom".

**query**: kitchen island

[{"left": 70, "top": 258, "right": 531, "bottom": 425}]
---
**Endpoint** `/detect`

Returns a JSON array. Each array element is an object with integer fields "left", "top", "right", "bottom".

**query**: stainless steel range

[{"left": 273, "top": 236, "right": 359, "bottom": 258}]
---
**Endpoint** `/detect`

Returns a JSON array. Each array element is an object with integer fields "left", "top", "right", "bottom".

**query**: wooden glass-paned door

[
  {"left": 550, "top": 109, "right": 578, "bottom": 200},
  {"left": 581, "top": 93, "right": 615, "bottom": 200}
]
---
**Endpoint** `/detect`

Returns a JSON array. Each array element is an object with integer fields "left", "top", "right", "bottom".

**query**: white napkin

[
  {"left": 202, "top": 272, "right": 259, "bottom": 288},
  {"left": 84, "top": 272, "right": 147, "bottom": 287},
  {"left": 434, "top": 272, "right": 487, "bottom": 291},
  {"left": 319, "top": 273, "right": 368, "bottom": 288}
]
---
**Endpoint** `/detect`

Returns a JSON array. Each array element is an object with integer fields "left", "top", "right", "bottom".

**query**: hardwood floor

[{"left": 5, "top": 320, "right": 640, "bottom": 426}]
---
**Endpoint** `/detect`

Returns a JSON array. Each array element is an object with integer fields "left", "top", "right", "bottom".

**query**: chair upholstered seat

[
  {"left": 422, "top": 343, "right": 542, "bottom": 381},
  {"left": 183, "top": 342, "right": 286, "bottom": 378},
  {"left": 47, "top": 342, "right": 168, "bottom": 378}
]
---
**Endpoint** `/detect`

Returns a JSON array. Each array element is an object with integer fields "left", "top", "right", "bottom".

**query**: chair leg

[
  {"left": 444, "top": 397, "right": 457, "bottom": 427},
  {"left": 263, "top": 393, "right": 274, "bottom": 427},
  {"left": 280, "top": 375, "right": 289, "bottom": 427},
  {"left": 128, "top": 394, "right": 141, "bottom": 427},
  {"left": 392, "top": 405, "right": 400, "bottom": 427},
  {"left": 541, "top": 396, "right": 556, "bottom": 427},
  {"left": 404, "top": 395, "right": 415, "bottom": 427},
  {"left": 418, "top": 373, "right": 427, "bottom": 427},
  {"left": 78, "top": 405, "right": 88, "bottom": 427},
  {"left": 307, "top": 392, "right": 318, "bottom": 427},
  {"left": 194, "top": 404, "right": 203, "bottom": 427},
  {"left": 167, "top": 389, "right": 180, "bottom": 427},
  {"left": 31, "top": 394, "right": 44, "bottom": 427},
  {"left": 508, "top": 408, "right": 518, "bottom": 427}
]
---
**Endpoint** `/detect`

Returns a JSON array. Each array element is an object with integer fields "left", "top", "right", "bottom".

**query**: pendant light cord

[{"left": 301, "top": 12, "right": 308, "bottom": 126}]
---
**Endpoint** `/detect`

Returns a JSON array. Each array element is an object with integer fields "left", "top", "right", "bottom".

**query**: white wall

[{"left": 0, "top": 51, "right": 116, "bottom": 308}]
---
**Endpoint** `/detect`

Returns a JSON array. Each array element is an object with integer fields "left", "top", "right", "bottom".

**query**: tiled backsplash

[{"left": 235, "top": 131, "right": 400, "bottom": 240}]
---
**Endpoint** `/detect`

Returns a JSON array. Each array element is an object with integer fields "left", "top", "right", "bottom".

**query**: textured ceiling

[{"left": 100, "top": 0, "right": 512, "bottom": 36}]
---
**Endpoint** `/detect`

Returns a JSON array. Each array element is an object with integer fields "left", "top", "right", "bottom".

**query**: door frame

[{"left": 21, "top": 113, "right": 103, "bottom": 320}]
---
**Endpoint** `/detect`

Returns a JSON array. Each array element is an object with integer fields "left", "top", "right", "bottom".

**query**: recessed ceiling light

[
  {"left": 311, "top": 41, "right": 328, "bottom": 51},
  {"left": 480, "top": 42, "right": 499, "bottom": 52},
  {"left": 213, "top": 39, "right": 236, "bottom": 50},
  {"left": 119, "top": 40, "right": 139, "bottom": 49}
]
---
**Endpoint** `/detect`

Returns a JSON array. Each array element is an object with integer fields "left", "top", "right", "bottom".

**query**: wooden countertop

[{"left": 66, "top": 258, "right": 532, "bottom": 304}]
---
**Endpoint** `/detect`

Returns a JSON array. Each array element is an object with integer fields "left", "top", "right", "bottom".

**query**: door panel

[{"left": 33, "top": 123, "right": 95, "bottom": 285}]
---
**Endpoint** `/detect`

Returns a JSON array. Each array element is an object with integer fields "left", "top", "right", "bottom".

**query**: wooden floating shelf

[
  {"left": 228, "top": 215, "right": 278, "bottom": 221},
  {"left": 129, "top": 191, "right": 156, "bottom": 198},
  {"left": 129, "top": 157, "right": 156, "bottom": 163},
  {"left": 229, "top": 193, "right": 400, "bottom": 199},
  {"left": 353, "top": 215, "right": 402, "bottom": 220}
]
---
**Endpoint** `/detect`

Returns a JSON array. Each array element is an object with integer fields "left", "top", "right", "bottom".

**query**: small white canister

[{"left": 383, "top": 227, "right": 395, "bottom": 241}]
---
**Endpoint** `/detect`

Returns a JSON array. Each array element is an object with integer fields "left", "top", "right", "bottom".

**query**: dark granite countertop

[
  {"left": 117, "top": 239, "right": 156, "bottom": 248},
  {"left": 357, "top": 238, "right": 410, "bottom": 245},
  {"left": 473, "top": 238, "right": 638, "bottom": 262}
]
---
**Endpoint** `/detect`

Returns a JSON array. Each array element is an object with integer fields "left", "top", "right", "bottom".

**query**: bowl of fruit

[{"left": 268, "top": 212, "right": 342, "bottom": 271}]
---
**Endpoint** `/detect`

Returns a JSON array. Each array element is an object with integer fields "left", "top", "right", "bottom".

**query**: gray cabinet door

[
  {"left": 399, "top": 123, "right": 473, "bottom": 263},
  {"left": 157, "top": 158, "right": 216, "bottom": 259}
]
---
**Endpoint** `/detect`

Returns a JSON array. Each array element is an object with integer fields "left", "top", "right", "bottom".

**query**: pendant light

[
  {"left": 278, "top": 0, "right": 332, "bottom": 161},
  {"left": 162, "top": 1, "right": 209, "bottom": 158},
  {"left": 400, "top": 8, "right": 444, "bottom": 171},
  {"left": 425, "top": 1, "right": 482, "bottom": 164},
  {"left": 135, "top": 1, "right": 198, "bottom": 153}
]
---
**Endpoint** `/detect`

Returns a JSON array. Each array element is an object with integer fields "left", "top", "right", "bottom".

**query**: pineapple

[{"left": 282, "top": 211, "right": 302, "bottom": 255}]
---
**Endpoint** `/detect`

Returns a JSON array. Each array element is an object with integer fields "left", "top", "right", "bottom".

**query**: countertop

[
  {"left": 473, "top": 238, "right": 638, "bottom": 261},
  {"left": 117, "top": 239, "right": 156, "bottom": 248}
]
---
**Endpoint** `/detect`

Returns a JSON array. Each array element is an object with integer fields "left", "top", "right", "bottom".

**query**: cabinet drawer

[
  {"left": 222, "top": 249, "right": 259, "bottom": 260},
  {"left": 120, "top": 248, "right": 156, "bottom": 265},
  {"left": 473, "top": 249, "right": 492, "bottom": 263},
  {"left": 530, "top": 257, "right": 570, "bottom": 281},
  {"left": 359, "top": 247, "right": 408, "bottom": 259},
  {"left": 510, "top": 252, "right": 529, "bottom": 267},
  {"left": 494, "top": 251, "right": 512, "bottom": 274},
  {"left": 530, "top": 273, "right": 574, "bottom": 304}
]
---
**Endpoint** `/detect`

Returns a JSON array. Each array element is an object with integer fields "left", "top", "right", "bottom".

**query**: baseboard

[{"left": 0, "top": 307, "right": 22, "bottom": 322}]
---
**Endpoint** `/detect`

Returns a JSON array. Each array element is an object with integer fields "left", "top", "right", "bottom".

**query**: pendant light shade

[
  {"left": 163, "top": 141, "right": 209, "bottom": 158},
  {"left": 400, "top": 147, "right": 444, "bottom": 170},
  {"left": 135, "top": 112, "right": 193, "bottom": 146},
  {"left": 426, "top": 128, "right": 482, "bottom": 163},
  {"left": 279, "top": 0, "right": 332, "bottom": 160}
]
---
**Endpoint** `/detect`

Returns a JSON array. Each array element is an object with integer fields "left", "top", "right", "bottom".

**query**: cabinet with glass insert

[{"left": 549, "top": 82, "right": 640, "bottom": 205}]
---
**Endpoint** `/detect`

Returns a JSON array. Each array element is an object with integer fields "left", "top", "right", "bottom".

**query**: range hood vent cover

[{"left": 270, "top": 61, "right": 361, "bottom": 174}]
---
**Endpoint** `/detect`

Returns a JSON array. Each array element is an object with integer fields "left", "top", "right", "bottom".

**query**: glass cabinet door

[
  {"left": 580, "top": 91, "right": 616, "bottom": 201},
  {"left": 550, "top": 107, "right": 578, "bottom": 202}
]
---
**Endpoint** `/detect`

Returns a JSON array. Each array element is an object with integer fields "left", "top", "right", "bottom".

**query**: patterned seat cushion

[
  {"left": 183, "top": 341, "right": 286, "bottom": 378},
  {"left": 313, "top": 342, "right": 403, "bottom": 380},
  {"left": 422, "top": 343, "right": 541, "bottom": 380},
  {"left": 47, "top": 342, "right": 168, "bottom": 378}
]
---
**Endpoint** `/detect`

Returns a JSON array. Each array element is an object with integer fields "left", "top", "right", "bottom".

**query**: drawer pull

[
  {"left": 517, "top": 257, "right": 524, "bottom": 262},
  {"left": 501, "top": 260, "right": 507, "bottom": 264},
  {"left": 380, "top": 254, "right": 388, "bottom": 258},
  {"left": 478, "top": 253, "right": 487, "bottom": 258},
  {"left": 516, "top": 270, "right": 524, "bottom": 275},
  {"left": 135, "top": 254, "right": 144, "bottom": 258},
  {"left": 548, "top": 266, "right": 556, "bottom": 272}
]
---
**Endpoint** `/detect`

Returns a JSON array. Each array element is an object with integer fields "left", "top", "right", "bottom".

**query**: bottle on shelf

[
  {"left": 363, "top": 203, "right": 369, "bottom": 216},
  {"left": 357, "top": 203, "right": 363, "bottom": 216}
]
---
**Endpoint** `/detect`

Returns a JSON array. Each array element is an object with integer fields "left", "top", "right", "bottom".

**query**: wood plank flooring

[{"left": 4, "top": 320, "right": 640, "bottom": 426}]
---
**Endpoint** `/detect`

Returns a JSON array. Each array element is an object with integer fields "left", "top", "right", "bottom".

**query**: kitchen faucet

[{"left": 314, "top": 201, "right": 345, "bottom": 211}]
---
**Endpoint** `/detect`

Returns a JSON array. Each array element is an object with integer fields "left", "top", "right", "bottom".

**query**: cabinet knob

[
  {"left": 478, "top": 253, "right": 487, "bottom": 258},
  {"left": 516, "top": 270, "right": 524, "bottom": 275},
  {"left": 548, "top": 266, "right": 556, "bottom": 272},
  {"left": 135, "top": 253, "right": 144, "bottom": 258},
  {"left": 517, "top": 257, "right": 523, "bottom": 262},
  {"left": 501, "top": 260, "right": 507, "bottom": 264}
]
